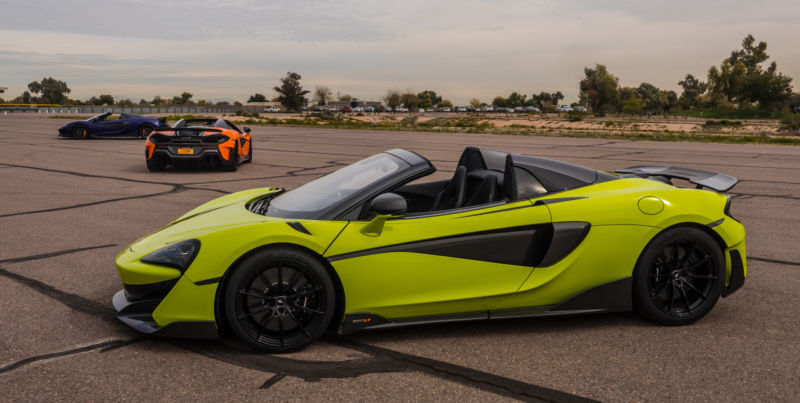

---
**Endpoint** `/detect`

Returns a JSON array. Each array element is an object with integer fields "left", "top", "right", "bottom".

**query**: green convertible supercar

[{"left": 114, "top": 147, "right": 746, "bottom": 352}]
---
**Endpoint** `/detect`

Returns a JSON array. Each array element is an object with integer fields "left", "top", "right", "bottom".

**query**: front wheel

[
  {"left": 633, "top": 227, "right": 724, "bottom": 326},
  {"left": 224, "top": 247, "right": 336, "bottom": 352},
  {"left": 72, "top": 126, "right": 90, "bottom": 139}
]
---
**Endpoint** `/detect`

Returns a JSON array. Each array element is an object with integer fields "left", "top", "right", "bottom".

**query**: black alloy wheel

[
  {"left": 145, "top": 150, "right": 165, "bottom": 171},
  {"left": 221, "top": 142, "right": 239, "bottom": 171},
  {"left": 224, "top": 248, "right": 335, "bottom": 352},
  {"left": 139, "top": 124, "right": 154, "bottom": 139},
  {"left": 72, "top": 126, "right": 89, "bottom": 139},
  {"left": 634, "top": 227, "right": 724, "bottom": 325}
]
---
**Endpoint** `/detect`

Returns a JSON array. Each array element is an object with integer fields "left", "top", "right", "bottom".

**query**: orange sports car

[{"left": 145, "top": 118, "right": 252, "bottom": 171}]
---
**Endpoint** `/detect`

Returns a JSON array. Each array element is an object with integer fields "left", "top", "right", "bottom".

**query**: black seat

[
  {"left": 432, "top": 166, "right": 467, "bottom": 210},
  {"left": 464, "top": 174, "right": 498, "bottom": 206}
]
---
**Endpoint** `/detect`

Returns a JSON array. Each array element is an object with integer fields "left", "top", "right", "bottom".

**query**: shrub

[
  {"left": 779, "top": 114, "right": 800, "bottom": 133},
  {"left": 564, "top": 110, "right": 588, "bottom": 122},
  {"left": 400, "top": 116, "right": 418, "bottom": 125}
]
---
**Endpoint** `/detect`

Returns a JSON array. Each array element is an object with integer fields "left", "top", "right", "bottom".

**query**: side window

[{"left": 515, "top": 167, "right": 547, "bottom": 198}]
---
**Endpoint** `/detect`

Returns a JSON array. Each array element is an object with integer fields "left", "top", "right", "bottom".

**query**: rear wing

[
  {"left": 152, "top": 127, "right": 222, "bottom": 135},
  {"left": 616, "top": 166, "right": 738, "bottom": 192}
]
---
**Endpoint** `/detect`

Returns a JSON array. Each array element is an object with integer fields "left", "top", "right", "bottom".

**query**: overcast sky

[{"left": 1, "top": 0, "right": 798, "bottom": 104}]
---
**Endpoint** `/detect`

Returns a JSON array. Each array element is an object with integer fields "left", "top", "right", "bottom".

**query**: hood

[{"left": 129, "top": 187, "right": 284, "bottom": 253}]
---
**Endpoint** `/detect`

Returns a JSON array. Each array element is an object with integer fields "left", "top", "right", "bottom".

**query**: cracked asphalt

[{"left": 1, "top": 114, "right": 798, "bottom": 401}]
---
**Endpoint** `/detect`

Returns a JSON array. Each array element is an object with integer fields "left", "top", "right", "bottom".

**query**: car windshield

[{"left": 267, "top": 153, "right": 408, "bottom": 216}]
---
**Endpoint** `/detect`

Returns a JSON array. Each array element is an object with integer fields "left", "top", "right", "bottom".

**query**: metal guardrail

[{"left": 0, "top": 105, "right": 240, "bottom": 114}]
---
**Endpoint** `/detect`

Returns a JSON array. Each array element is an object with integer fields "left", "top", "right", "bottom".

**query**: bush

[
  {"left": 564, "top": 110, "right": 588, "bottom": 122},
  {"left": 400, "top": 116, "right": 418, "bottom": 125},
  {"left": 779, "top": 114, "right": 800, "bottom": 132},
  {"left": 703, "top": 119, "right": 743, "bottom": 128}
]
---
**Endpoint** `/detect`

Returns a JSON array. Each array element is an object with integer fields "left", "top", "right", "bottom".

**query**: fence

[{"left": 0, "top": 105, "right": 240, "bottom": 114}]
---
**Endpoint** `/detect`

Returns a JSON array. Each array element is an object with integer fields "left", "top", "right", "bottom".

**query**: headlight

[{"left": 140, "top": 239, "right": 200, "bottom": 271}]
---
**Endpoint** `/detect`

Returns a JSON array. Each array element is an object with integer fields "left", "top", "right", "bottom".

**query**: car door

[
  {"left": 324, "top": 200, "right": 552, "bottom": 320},
  {"left": 93, "top": 117, "right": 127, "bottom": 135}
]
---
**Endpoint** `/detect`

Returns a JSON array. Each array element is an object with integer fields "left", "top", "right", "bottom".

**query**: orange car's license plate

[{"left": 177, "top": 147, "right": 194, "bottom": 155}]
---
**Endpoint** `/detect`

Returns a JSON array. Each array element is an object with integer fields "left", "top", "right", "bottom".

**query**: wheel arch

[
  {"left": 213, "top": 242, "right": 346, "bottom": 337},
  {"left": 631, "top": 221, "right": 727, "bottom": 309}
]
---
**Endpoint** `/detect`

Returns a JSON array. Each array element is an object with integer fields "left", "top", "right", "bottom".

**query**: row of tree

[{"left": 580, "top": 34, "right": 797, "bottom": 116}]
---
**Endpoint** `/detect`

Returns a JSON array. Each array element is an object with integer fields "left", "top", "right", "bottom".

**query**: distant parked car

[
  {"left": 353, "top": 107, "right": 364, "bottom": 113},
  {"left": 524, "top": 106, "right": 540, "bottom": 113},
  {"left": 574, "top": 106, "right": 587, "bottom": 112},
  {"left": 342, "top": 106, "right": 352, "bottom": 113},
  {"left": 364, "top": 106, "right": 375, "bottom": 112},
  {"left": 456, "top": 106, "right": 467, "bottom": 112},
  {"left": 425, "top": 108, "right": 434, "bottom": 112},
  {"left": 480, "top": 106, "right": 494, "bottom": 112},
  {"left": 514, "top": 106, "right": 525, "bottom": 113},
  {"left": 264, "top": 106, "right": 281, "bottom": 112},
  {"left": 437, "top": 107, "right": 452, "bottom": 112},
  {"left": 313, "top": 106, "right": 326, "bottom": 111},
  {"left": 556, "top": 105, "right": 573, "bottom": 113}
]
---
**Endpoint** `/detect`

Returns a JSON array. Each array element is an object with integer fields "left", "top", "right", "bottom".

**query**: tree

[
  {"left": 400, "top": 91, "right": 419, "bottom": 109},
  {"left": 138, "top": 99, "right": 148, "bottom": 106},
  {"left": 579, "top": 64, "right": 620, "bottom": 116},
  {"left": 661, "top": 90, "right": 679, "bottom": 115},
  {"left": 469, "top": 98, "right": 482, "bottom": 109},
  {"left": 678, "top": 74, "right": 707, "bottom": 110},
  {"left": 419, "top": 90, "right": 442, "bottom": 106},
  {"left": 416, "top": 92, "right": 433, "bottom": 109},
  {"left": 172, "top": 92, "right": 193, "bottom": 105},
  {"left": 506, "top": 92, "right": 528, "bottom": 107},
  {"left": 384, "top": 89, "right": 401, "bottom": 109},
  {"left": 151, "top": 95, "right": 163, "bottom": 106},
  {"left": 551, "top": 91, "right": 564, "bottom": 106},
  {"left": 636, "top": 83, "right": 663, "bottom": 115},
  {"left": 532, "top": 92, "right": 553, "bottom": 108},
  {"left": 97, "top": 94, "right": 114, "bottom": 105},
  {"left": 27, "top": 77, "right": 71, "bottom": 104},
  {"left": 197, "top": 99, "right": 208, "bottom": 106},
  {"left": 707, "top": 34, "right": 793, "bottom": 110},
  {"left": 0, "top": 97, "right": 4, "bottom": 104},
  {"left": 216, "top": 101, "right": 230, "bottom": 106},
  {"left": 312, "top": 86, "right": 333, "bottom": 106},
  {"left": 438, "top": 99, "right": 454, "bottom": 108},
  {"left": 116, "top": 98, "right": 134, "bottom": 107},
  {"left": 492, "top": 96, "right": 507, "bottom": 107},
  {"left": 337, "top": 93, "right": 353, "bottom": 102},
  {"left": 621, "top": 95, "right": 643, "bottom": 115},
  {"left": 248, "top": 93, "right": 267, "bottom": 102},
  {"left": 273, "top": 72, "right": 309, "bottom": 111}
]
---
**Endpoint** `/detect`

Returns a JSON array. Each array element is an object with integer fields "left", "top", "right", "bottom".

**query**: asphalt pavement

[{"left": 1, "top": 114, "right": 798, "bottom": 401}]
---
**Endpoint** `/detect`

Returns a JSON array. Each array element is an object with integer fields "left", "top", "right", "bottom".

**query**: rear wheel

[
  {"left": 221, "top": 142, "right": 240, "bottom": 171},
  {"left": 72, "top": 126, "right": 89, "bottom": 139},
  {"left": 633, "top": 227, "right": 724, "bottom": 325},
  {"left": 224, "top": 248, "right": 335, "bottom": 352},
  {"left": 245, "top": 139, "right": 253, "bottom": 163},
  {"left": 139, "top": 124, "right": 154, "bottom": 139},
  {"left": 145, "top": 150, "right": 165, "bottom": 172}
]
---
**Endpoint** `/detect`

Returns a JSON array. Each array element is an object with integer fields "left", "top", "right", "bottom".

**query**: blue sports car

[{"left": 58, "top": 112, "right": 168, "bottom": 139}]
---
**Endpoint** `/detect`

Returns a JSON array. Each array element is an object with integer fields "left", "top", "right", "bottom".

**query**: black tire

[
  {"left": 72, "top": 126, "right": 90, "bottom": 139},
  {"left": 224, "top": 247, "right": 336, "bottom": 352},
  {"left": 245, "top": 139, "right": 253, "bottom": 163},
  {"left": 139, "top": 124, "right": 154, "bottom": 139},
  {"left": 633, "top": 226, "right": 724, "bottom": 326},
  {"left": 221, "top": 142, "right": 240, "bottom": 171},
  {"left": 145, "top": 150, "right": 165, "bottom": 172}
]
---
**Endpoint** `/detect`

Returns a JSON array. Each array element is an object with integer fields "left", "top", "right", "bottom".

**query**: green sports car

[{"left": 113, "top": 147, "right": 746, "bottom": 352}]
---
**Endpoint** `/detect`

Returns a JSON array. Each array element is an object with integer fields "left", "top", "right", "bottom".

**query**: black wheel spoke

[
  {"left": 291, "top": 286, "right": 322, "bottom": 299},
  {"left": 238, "top": 304, "right": 271, "bottom": 319},
  {"left": 651, "top": 280, "right": 670, "bottom": 298},
  {"left": 683, "top": 281, "right": 708, "bottom": 301},
  {"left": 291, "top": 303, "right": 324, "bottom": 315},
  {"left": 667, "top": 281, "right": 675, "bottom": 312},
  {"left": 257, "top": 270, "right": 271, "bottom": 289},
  {"left": 685, "top": 273, "right": 719, "bottom": 279},
  {"left": 286, "top": 309, "right": 310, "bottom": 337},
  {"left": 287, "top": 268, "right": 305, "bottom": 290},
  {"left": 678, "top": 284, "right": 693, "bottom": 314},
  {"left": 685, "top": 255, "right": 711, "bottom": 272},
  {"left": 681, "top": 241, "right": 696, "bottom": 266},
  {"left": 239, "top": 289, "right": 271, "bottom": 299}
]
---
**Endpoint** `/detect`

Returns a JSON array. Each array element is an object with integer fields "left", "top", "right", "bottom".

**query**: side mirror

[
  {"left": 244, "top": 127, "right": 251, "bottom": 133},
  {"left": 361, "top": 193, "right": 406, "bottom": 237}
]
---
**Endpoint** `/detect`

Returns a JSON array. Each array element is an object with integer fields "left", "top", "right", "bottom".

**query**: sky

[{"left": 1, "top": 0, "right": 799, "bottom": 104}]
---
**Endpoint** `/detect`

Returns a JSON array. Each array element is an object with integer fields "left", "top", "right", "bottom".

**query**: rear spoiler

[
  {"left": 152, "top": 127, "right": 222, "bottom": 135},
  {"left": 616, "top": 166, "right": 738, "bottom": 192}
]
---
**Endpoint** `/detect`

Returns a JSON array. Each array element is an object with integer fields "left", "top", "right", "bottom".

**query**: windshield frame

[{"left": 264, "top": 149, "right": 434, "bottom": 220}]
